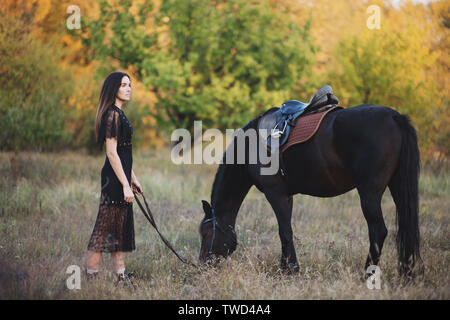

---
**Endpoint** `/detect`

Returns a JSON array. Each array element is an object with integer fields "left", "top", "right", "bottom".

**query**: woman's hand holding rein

[{"left": 123, "top": 185, "right": 135, "bottom": 203}]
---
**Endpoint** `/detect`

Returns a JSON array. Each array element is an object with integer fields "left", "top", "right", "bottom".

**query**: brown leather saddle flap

[{"left": 280, "top": 105, "right": 343, "bottom": 152}]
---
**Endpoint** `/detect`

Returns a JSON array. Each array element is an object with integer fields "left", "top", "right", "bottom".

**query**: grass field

[{"left": 0, "top": 149, "right": 448, "bottom": 299}]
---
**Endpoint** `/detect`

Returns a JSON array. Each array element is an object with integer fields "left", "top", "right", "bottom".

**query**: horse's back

[
  {"left": 283, "top": 104, "right": 402, "bottom": 197},
  {"left": 334, "top": 104, "right": 401, "bottom": 130},
  {"left": 332, "top": 104, "right": 402, "bottom": 163}
]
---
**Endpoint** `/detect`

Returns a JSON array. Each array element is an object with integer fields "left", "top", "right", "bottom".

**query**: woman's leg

[
  {"left": 87, "top": 250, "right": 102, "bottom": 275},
  {"left": 111, "top": 251, "right": 125, "bottom": 274},
  {"left": 111, "top": 251, "right": 135, "bottom": 290}
]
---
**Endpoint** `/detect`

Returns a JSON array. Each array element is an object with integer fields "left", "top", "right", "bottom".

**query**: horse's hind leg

[
  {"left": 264, "top": 189, "right": 299, "bottom": 273},
  {"left": 358, "top": 191, "right": 388, "bottom": 272}
]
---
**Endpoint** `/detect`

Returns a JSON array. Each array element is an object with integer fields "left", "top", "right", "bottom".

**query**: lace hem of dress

[{"left": 87, "top": 203, "right": 135, "bottom": 252}]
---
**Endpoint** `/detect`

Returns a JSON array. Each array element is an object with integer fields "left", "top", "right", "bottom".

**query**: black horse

[{"left": 199, "top": 103, "right": 421, "bottom": 276}]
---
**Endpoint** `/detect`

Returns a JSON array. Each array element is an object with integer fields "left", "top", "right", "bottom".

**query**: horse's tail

[{"left": 389, "top": 114, "right": 421, "bottom": 276}]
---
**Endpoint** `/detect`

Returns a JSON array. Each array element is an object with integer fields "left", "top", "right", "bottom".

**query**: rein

[
  {"left": 134, "top": 191, "right": 236, "bottom": 266},
  {"left": 133, "top": 191, "right": 198, "bottom": 268}
]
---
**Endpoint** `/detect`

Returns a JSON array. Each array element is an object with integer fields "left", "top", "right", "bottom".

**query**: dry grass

[{"left": 0, "top": 149, "right": 448, "bottom": 299}]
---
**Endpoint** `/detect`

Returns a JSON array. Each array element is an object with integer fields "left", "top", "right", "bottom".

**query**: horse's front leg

[{"left": 264, "top": 190, "right": 299, "bottom": 273}]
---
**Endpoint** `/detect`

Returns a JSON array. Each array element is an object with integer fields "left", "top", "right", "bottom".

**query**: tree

[
  {"left": 81, "top": 0, "right": 316, "bottom": 133},
  {"left": 0, "top": 16, "right": 74, "bottom": 151},
  {"left": 327, "top": 24, "right": 441, "bottom": 154}
]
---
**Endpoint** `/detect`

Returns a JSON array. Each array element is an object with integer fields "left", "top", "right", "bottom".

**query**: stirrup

[{"left": 271, "top": 121, "right": 287, "bottom": 139}]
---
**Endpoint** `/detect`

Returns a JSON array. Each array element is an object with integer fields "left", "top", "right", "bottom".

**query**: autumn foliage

[{"left": 0, "top": 0, "right": 448, "bottom": 161}]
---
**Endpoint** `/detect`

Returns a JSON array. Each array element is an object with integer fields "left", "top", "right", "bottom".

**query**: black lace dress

[{"left": 87, "top": 105, "right": 135, "bottom": 253}]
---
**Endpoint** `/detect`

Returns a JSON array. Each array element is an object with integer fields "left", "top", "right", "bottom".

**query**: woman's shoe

[{"left": 85, "top": 270, "right": 98, "bottom": 281}]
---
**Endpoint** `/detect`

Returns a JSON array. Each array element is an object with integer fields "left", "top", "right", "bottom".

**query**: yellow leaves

[
  {"left": 356, "top": 47, "right": 364, "bottom": 59},
  {"left": 328, "top": 0, "right": 448, "bottom": 158},
  {"left": 186, "top": 87, "right": 195, "bottom": 95},
  {"left": 141, "top": 116, "right": 155, "bottom": 125},
  {"left": 2, "top": 0, "right": 447, "bottom": 155},
  {"left": 34, "top": 0, "right": 51, "bottom": 23}
]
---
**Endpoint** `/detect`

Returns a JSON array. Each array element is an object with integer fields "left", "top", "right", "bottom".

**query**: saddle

[
  {"left": 280, "top": 105, "right": 343, "bottom": 152},
  {"left": 258, "top": 85, "right": 339, "bottom": 150}
]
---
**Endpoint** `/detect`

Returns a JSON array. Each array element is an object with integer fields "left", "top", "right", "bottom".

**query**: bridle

[
  {"left": 134, "top": 190, "right": 237, "bottom": 266},
  {"left": 202, "top": 208, "right": 238, "bottom": 260}
]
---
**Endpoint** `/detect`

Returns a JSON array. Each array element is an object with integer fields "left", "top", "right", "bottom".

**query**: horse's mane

[{"left": 210, "top": 107, "right": 279, "bottom": 206}]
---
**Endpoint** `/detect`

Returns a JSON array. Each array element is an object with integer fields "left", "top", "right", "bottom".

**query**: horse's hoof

[{"left": 281, "top": 262, "right": 299, "bottom": 274}]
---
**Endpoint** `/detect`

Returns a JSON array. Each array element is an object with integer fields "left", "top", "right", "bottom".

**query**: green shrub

[{"left": 0, "top": 17, "right": 74, "bottom": 151}]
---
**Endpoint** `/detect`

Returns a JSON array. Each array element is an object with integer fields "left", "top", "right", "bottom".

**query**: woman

[{"left": 86, "top": 71, "right": 143, "bottom": 286}]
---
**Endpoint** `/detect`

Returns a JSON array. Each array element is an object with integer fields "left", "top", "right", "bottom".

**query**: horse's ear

[{"left": 201, "top": 200, "right": 212, "bottom": 218}]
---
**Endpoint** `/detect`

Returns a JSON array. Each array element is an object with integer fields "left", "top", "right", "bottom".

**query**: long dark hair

[{"left": 95, "top": 71, "right": 130, "bottom": 142}]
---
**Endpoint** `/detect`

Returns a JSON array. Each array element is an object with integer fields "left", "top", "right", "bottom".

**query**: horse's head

[{"left": 198, "top": 200, "right": 237, "bottom": 264}]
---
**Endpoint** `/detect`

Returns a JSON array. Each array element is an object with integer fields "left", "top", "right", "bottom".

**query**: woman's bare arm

[
  {"left": 131, "top": 169, "right": 139, "bottom": 183},
  {"left": 131, "top": 168, "right": 143, "bottom": 194}
]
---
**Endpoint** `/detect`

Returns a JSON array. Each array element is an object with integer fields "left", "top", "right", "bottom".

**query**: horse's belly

[
  {"left": 282, "top": 112, "right": 355, "bottom": 197},
  {"left": 288, "top": 166, "right": 355, "bottom": 197}
]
